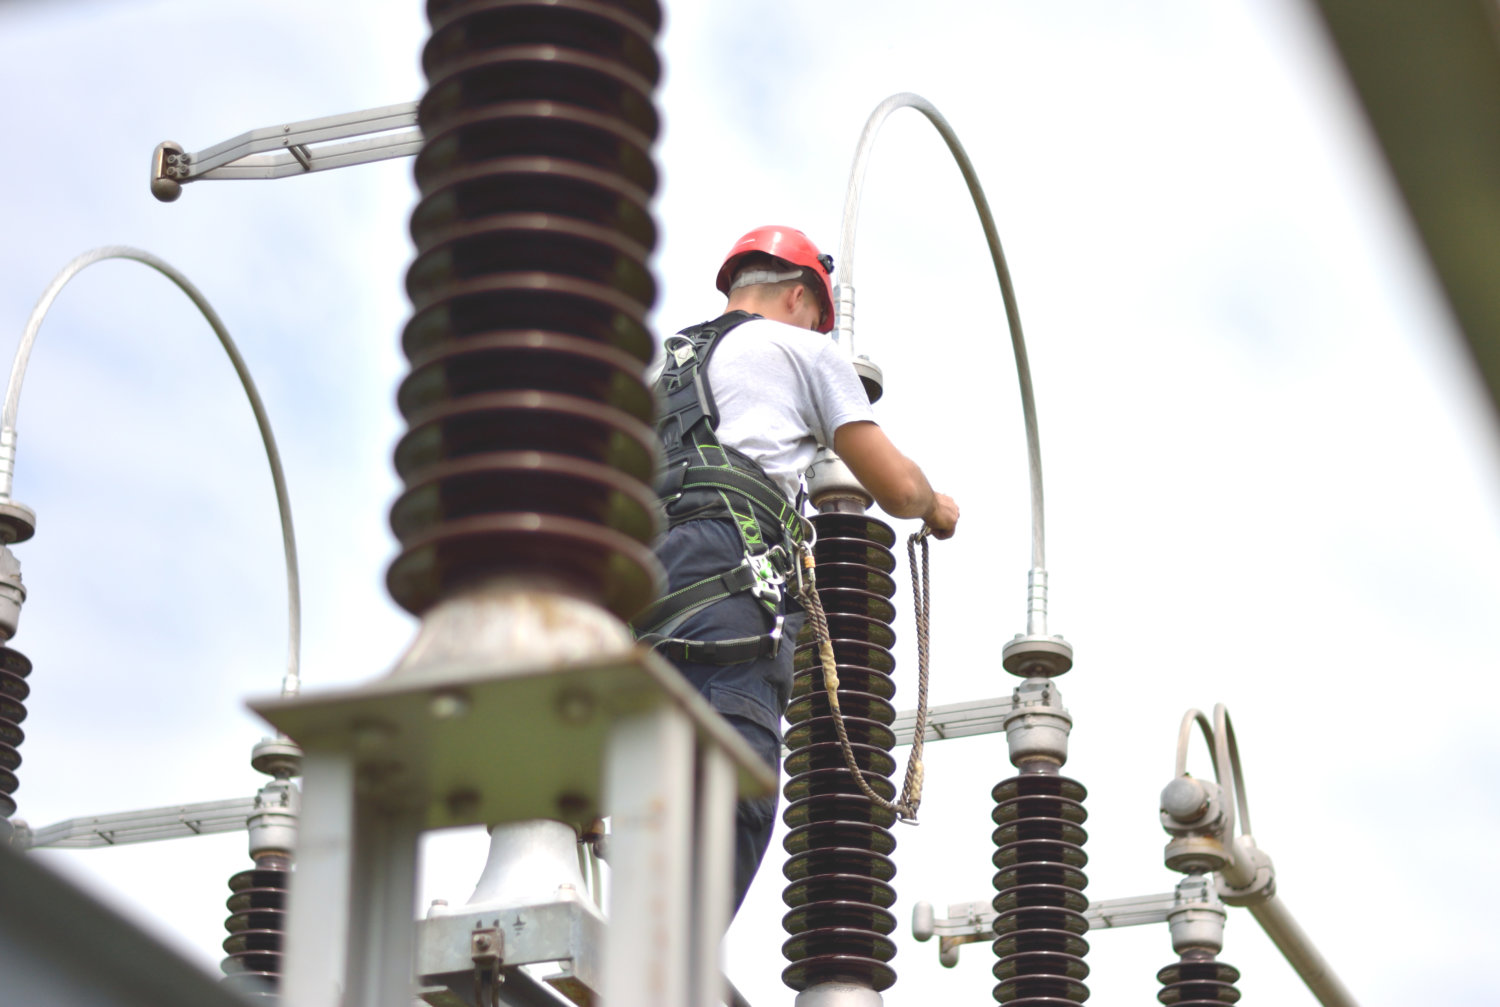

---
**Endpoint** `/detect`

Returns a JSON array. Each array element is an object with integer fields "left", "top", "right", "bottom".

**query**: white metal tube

[
  {"left": 281, "top": 751, "right": 357, "bottom": 1007},
  {"left": 345, "top": 803, "right": 422, "bottom": 1007},
  {"left": 837, "top": 92, "right": 1047, "bottom": 577},
  {"left": 2, "top": 246, "right": 302, "bottom": 696},
  {"left": 1174, "top": 708, "right": 1215, "bottom": 779},
  {"left": 691, "top": 742, "right": 736, "bottom": 1007},
  {"left": 603, "top": 703, "right": 695, "bottom": 1007},
  {"left": 1248, "top": 895, "right": 1360, "bottom": 1007}
]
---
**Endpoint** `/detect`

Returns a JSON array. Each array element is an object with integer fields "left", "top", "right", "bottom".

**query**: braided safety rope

[{"left": 796, "top": 528, "right": 934, "bottom": 823}]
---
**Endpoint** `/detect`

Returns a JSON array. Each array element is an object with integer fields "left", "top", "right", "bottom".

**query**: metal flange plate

[{"left": 249, "top": 647, "right": 775, "bottom": 830}]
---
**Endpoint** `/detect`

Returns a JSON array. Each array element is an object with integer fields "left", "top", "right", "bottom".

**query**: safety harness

[{"left": 632, "top": 311, "right": 814, "bottom": 664}]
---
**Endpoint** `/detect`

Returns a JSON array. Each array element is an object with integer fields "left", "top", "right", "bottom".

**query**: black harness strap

[
  {"left": 660, "top": 465, "right": 810, "bottom": 546},
  {"left": 632, "top": 560, "right": 760, "bottom": 637},
  {"left": 650, "top": 632, "right": 779, "bottom": 666},
  {"left": 633, "top": 311, "right": 808, "bottom": 664}
]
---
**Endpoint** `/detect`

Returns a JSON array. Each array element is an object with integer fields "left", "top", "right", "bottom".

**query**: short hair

[{"left": 730, "top": 252, "right": 827, "bottom": 318}]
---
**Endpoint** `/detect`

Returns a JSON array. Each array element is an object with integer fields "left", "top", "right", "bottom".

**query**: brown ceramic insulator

[
  {"left": 426, "top": 0, "right": 659, "bottom": 65},
  {"left": 785, "top": 689, "right": 896, "bottom": 729},
  {"left": 809, "top": 537, "right": 898, "bottom": 575},
  {"left": 394, "top": 0, "right": 664, "bottom": 621},
  {"left": 784, "top": 818, "right": 896, "bottom": 858},
  {"left": 795, "top": 643, "right": 896, "bottom": 679},
  {"left": 993, "top": 926, "right": 1090, "bottom": 963},
  {"left": 784, "top": 767, "right": 897, "bottom": 808},
  {"left": 398, "top": 331, "right": 654, "bottom": 423},
  {"left": 808, "top": 561, "right": 897, "bottom": 598},
  {"left": 390, "top": 453, "right": 658, "bottom": 545},
  {"left": 783, "top": 741, "right": 897, "bottom": 781},
  {"left": 1157, "top": 956, "right": 1242, "bottom": 1005},
  {"left": 0, "top": 647, "right": 30, "bottom": 821},
  {"left": 404, "top": 215, "right": 656, "bottom": 360},
  {"left": 394, "top": 391, "right": 657, "bottom": 480},
  {"left": 782, "top": 512, "right": 901, "bottom": 994},
  {"left": 990, "top": 773, "right": 1092, "bottom": 1006},
  {"left": 811, "top": 586, "right": 896, "bottom": 624},
  {"left": 782, "top": 900, "right": 896, "bottom": 939},
  {"left": 220, "top": 856, "right": 291, "bottom": 1000},
  {"left": 784, "top": 716, "right": 896, "bottom": 754}
]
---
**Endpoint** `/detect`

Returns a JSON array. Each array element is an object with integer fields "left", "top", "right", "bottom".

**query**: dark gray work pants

[{"left": 654, "top": 518, "right": 805, "bottom": 912}]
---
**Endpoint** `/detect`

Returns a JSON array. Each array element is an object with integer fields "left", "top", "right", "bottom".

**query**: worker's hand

[{"left": 923, "top": 493, "right": 959, "bottom": 540}]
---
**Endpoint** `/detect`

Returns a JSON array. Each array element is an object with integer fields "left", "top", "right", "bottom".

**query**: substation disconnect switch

[{"left": 1160, "top": 775, "right": 1231, "bottom": 875}]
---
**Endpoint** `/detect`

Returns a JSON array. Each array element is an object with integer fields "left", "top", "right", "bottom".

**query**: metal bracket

[
  {"left": 471, "top": 927, "right": 503, "bottom": 1007},
  {"left": 420, "top": 895, "right": 604, "bottom": 1007},
  {"left": 912, "top": 891, "right": 1180, "bottom": 966},
  {"left": 17, "top": 796, "right": 258, "bottom": 849},
  {"left": 1217, "top": 836, "right": 1276, "bottom": 906},
  {"left": 150, "top": 101, "right": 421, "bottom": 201},
  {"left": 893, "top": 695, "right": 1016, "bottom": 747},
  {"left": 782, "top": 695, "right": 1017, "bottom": 758}
]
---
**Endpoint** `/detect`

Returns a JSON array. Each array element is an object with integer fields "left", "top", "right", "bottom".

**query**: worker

[{"left": 633, "top": 225, "right": 959, "bottom": 912}]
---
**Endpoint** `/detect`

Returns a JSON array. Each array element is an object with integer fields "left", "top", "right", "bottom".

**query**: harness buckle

[
  {"left": 767, "top": 612, "right": 785, "bottom": 658},
  {"left": 747, "top": 548, "right": 786, "bottom": 605},
  {"left": 664, "top": 333, "right": 698, "bottom": 365}
]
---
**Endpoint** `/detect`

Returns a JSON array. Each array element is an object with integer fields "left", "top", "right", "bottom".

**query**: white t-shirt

[{"left": 702, "top": 317, "right": 876, "bottom": 503}]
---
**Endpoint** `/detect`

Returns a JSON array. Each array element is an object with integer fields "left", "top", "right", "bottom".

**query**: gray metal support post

[
  {"left": 282, "top": 750, "right": 423, "bottom": 1007},
  {"left": 345, "top": 802, "right": 422, "bottom": 1007},
  {"left": 281, "top": 750, "right": 357, "bottom": 1007},
  {"left": 603, "top": 704, "right": 695, "bottom": 1007},
  {"left": 1248, "top": 896, "right": 1358, "bottom": 1007},
  {"left": 692, "top": 742, "right": 737, "bottom": 1007}
]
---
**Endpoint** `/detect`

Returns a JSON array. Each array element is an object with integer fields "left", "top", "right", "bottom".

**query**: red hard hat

[{"left": 715, "top": 225, "right": 836, "bottom": 333}]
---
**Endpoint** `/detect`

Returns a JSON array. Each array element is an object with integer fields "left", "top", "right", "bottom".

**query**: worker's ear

[{"left": 786, "top": 282, "right": 807, "bottom": 316}]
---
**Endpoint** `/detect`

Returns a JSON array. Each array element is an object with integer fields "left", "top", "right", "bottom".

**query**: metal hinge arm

[{"left": 151, "top": 101, "right": 421, "bottom": 201}]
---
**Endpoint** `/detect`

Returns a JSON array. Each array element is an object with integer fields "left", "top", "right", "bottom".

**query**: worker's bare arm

[{"left": 833, "top": 421, "right": 959, "bottom": 538}]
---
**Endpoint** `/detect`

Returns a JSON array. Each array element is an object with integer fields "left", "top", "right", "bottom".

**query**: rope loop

[{"left": 796, "top": 527, "right": 935, "bottom": 823}]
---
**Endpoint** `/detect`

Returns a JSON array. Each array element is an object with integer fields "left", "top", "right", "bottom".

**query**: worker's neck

[{"left": 726, "top": 295, "right": 793, "bottom": 325}]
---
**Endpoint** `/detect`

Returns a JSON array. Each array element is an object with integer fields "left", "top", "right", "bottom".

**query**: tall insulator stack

[
  {"left": 782, "top": 511, "right": 902, "bottom": 998},
  {"left": 0, "top": 645, "right": 30, "bottom": 842},
  {"left": 990, "top": 768, "right": 1090, "bottom": 1004},
  {"left": 992, "top": 624, "right": 1088, "bottom": 1005},
  {"left": 388, "top": 0, "right": 666, "bottom": 621},
  {"left": 220, "top": 738, "right": 301, "bottom": 1000},
  {"left": 0, "top": 536, "right": 30, "bottom": 845},
  {"left": 1156, "top": 952, "right": 1241, "bottom": 1006},
  {"left": 220, "top": 854, "right": 292, "bottom": 999}
]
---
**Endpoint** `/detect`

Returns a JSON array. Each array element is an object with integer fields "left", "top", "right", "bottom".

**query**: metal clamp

[
  {"left": 1216, "top": 837, "right": 1276, "bottom": 906},
  {"left": 1167, "top": 874, "right": 1228, "bottom": 954},
  {"left": 746, "top": 547, "right": 788, "bottom": 605},
  {"left": 470, "top": 927, "right": 503, "bottom": 1007}
]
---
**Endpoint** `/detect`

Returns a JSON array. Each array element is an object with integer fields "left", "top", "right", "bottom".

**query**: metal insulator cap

[
  {"left": 1160, "top": 777, "right": 1209, "bottom": 824},
  {"left": 250, "top": 738, "right": 303, "bottom": 779},
  {"left": 1001, "top": 634, "right": 1073, "bottom": 678},
  {"left": 851, "top": 356, "right": 883, "bottom": 404},
  {"left": 806, "top": 448, "right": 872, "bottom": 512},
  {"left": 0, "top": 501, "right": 36, "bottom": 545}
]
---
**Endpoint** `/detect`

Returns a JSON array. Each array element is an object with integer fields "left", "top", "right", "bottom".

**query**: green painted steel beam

[{"left": 1308, "top": 0, "right": 1500, "bottom": 416}]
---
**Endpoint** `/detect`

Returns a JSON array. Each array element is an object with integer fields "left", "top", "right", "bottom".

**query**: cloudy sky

[{"left": 1, "top": 1, "right": 1497, "bottom": 1005}]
